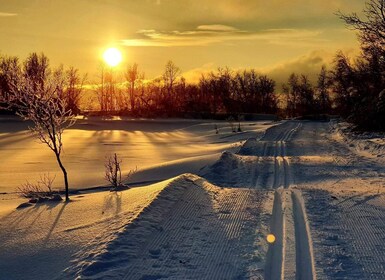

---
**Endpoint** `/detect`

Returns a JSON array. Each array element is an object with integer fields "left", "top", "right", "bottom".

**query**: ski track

[
  {"left": 255, "top": 121, "right": 316, "bottom": 280},
  {"left": 292, "top": 190, "right": 316, "bottom": 280},
  {"left": 264, "top": 190, "right": 284, "bottom": 280}
]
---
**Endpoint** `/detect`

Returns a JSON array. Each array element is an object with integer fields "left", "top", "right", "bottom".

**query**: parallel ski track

[{"left": 264, "top": 122, "right": 316, "bottom": 280}]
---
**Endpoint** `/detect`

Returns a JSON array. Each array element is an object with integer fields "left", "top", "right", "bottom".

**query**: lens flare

[{"left": 267, "top": 234, "right": 276, "bottom": 243}]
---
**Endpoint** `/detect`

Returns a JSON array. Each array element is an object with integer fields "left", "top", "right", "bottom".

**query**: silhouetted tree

[
  {"left": 96, "top": 66, "right": 121, "bottom": 112},
  {"left": 316, "top": 66, "right": 332, "bottom": 113},
  {"left": 23, "top": 52, "right": 50, "bottom": 93},
  {"left": 163, "top": 60, "right": 181, "bottom": 95},
  {"left": 125, "top": 63, "right": 143, "bottom": 113},
  {"left": 334, "top": 0, "right": 385, "bottom": 129},
  {"left": 65, "top": 67, "right": 87, "bottom": 115},
  {"left": 283, "top": 73, "right": 316, "bottom": 117},
  {"left": 338, "top": 0, "right": 385, "bottom": 53},
  {"left": 330, "top": 52, "right": 355, "bottom": 117},
  {"left": 5, "top": 55, "right": 74, "bottom": 201},
  {"left": 283, "top": 73, "right": 300, "bottom": 117},
  {"left": 258, "top": 75, "right": 277, "bottom": 113},
  {"left": 0, "top": 55, "right": 21, "bottom": 109}
]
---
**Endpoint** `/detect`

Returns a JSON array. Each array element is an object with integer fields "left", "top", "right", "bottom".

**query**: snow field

[{"left": 2, "top": 118, "right": 385, "bottom": 280}]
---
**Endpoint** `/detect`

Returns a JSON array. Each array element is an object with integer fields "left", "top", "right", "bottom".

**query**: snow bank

[
  {"left": 332, "top": 121, "right": 385, "bottom": 161},
  {"left": 0, "top": 182, "right": 168, "bottom": 280},
  {"left": 63, "top": 174, "right": 194, "bottom": 279}
]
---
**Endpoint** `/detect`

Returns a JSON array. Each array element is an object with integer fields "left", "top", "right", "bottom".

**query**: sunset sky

[{"left": 0, "top": 0, "right": 363, "bottom": 84}]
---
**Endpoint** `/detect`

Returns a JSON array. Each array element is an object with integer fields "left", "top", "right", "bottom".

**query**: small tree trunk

[{"left": 55, "top": 153, "right": 69, "bottom": 201}]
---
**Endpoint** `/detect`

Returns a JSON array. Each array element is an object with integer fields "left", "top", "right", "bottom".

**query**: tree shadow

[
  {"left": 43, "top": 201, "right": 69, "bottom": 244},
  {"left": 102, "top": 191, "right": 122, "bottom": 217}
]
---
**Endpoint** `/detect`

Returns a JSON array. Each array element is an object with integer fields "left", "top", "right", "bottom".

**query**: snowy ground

[
  {"left": 0, "top": 117, "right": 271, "bottom": 193},
  {"left": 1, "top": 118, "right": 385, "bottom": 279}
]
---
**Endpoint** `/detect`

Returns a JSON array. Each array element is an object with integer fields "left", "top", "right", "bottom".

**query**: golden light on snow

[
  {"left": 267, "top": 234, "right": 276, "bottom": 243},
  {"left": 103, "top": 47, "right": 122, "bottom": 67}
]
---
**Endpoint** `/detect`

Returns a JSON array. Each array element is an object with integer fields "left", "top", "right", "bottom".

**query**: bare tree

[
  {"left": 105, "top": 153, "right": 123, "bottom": 189},
  {"left": 316, "top": 66, "right": 332, "bottom": 113},
  {"left": 163, "top": 60, "right": 181, "bottom": 95},
  {"left": 23, "top": 52, "right": 50, "bottom": 93},
  {"left": 0, "top": 55, "right": 21, "bottom": 107},
  {"left": 96, "top": 66, "right": 115, "bottom": 112},
  {"left": 125, "top": 63, "right": 142, "bottom": 112},
  {"left": 5, "top": 56, "right": 75, "bottom": 201},
  {"left": 65, "top": 67, "right": 87, "bottom": 114},
  {"left": 337, "top": 0, "right": 385, "bottom": 50}
]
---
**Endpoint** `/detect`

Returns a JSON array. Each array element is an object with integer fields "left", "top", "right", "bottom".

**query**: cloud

[
  {"left": 197, "top": 24, "right": 238, "bottom": 32},
  {"left": 182, "top": 63, "right": 216, "bottom": 83},
  {"left": 0, "top": 12, "right": 17, "bottom": 17},
  {"left": 181, "top": 49, "right": 360, "bottom": 87},
  {"left": 121, "top": 25, "right": 322, "bottom": 47},
  {"left": 261, "top": 50, "right": 335, "bottom": 88}
]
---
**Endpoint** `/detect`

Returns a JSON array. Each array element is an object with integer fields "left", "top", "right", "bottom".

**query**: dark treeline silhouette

[
  {"left": 92, "top": 62, "right": 278, "bottom": 118},
  {"left": 0, "top": 51, "right": 366, "bottom": 122},
  {"left": 0, "top": 54, "right": 280, "bottom": 118}
]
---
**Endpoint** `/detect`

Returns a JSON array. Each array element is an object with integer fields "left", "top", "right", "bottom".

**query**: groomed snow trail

[
  {"left": 205, "top": 121, "right": 317, "bottom": 280},
  {"left": 260, "top": 121, "right": 316, "bottom": 280}
]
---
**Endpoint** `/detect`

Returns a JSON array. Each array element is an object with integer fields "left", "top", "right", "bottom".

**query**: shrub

[{"left": 17, "top": 173, "right": 58, "bottom": 199}]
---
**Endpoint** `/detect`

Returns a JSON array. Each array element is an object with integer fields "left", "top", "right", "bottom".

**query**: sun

[{"left": 103, "top": 47, "right": 122, "bottom": 67}]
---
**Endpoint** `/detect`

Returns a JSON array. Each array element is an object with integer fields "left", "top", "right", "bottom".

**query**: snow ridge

[{"left": 62, "top": 175, "right": 194, "bottom": 279}]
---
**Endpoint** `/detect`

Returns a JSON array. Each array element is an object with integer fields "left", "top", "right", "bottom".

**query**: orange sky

[{"left": 0, "top": 0, "right": 363, "bottom": 84}]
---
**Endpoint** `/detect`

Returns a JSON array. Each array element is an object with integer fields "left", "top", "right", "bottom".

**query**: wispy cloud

[
  {"left": 197, "top": 24, "right": 239, "bottom": 32},
  {"left": 0, "top": 12, "right": 17, "bottom": 17},
  {"left": 121, "top": 25, "right": 322, "bottom": 47}
]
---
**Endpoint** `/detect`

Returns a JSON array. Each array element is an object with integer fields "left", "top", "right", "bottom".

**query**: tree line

[
  {"left": 0, "top": 53, "right": 330, "bottom": 119},
  {"left": 93, "top": 61, "right": 278, "bottom": 118},
  {"left": 1, "top": 0, "right": 385, "bottom": 129}
]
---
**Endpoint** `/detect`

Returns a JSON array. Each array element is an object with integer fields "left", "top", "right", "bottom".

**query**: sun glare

[
  {"left": 103, "top": 47, "right": 122, "bottom": 67},
  {"left": 267, "top": 234, "right": 276, "bottom": 243}
]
